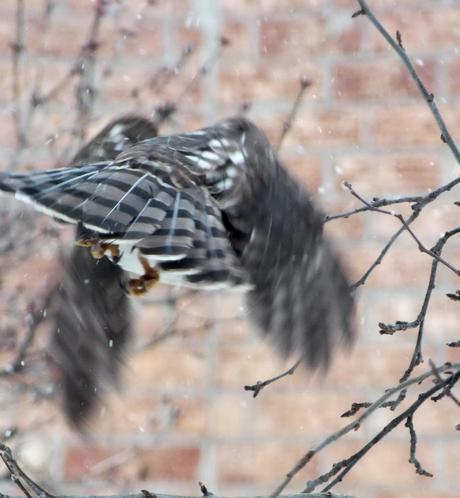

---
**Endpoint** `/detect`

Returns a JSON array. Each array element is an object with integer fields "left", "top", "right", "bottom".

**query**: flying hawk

[{"left": 0, "top": 116, "right": 354, "bottom": 424}]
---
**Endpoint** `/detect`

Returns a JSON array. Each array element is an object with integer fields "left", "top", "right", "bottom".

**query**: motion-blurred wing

[
  {"left": 51, "top": 116, "right": 157, "bottom": 425},
  {"left": 117, "top": 118, "right": 355, "bottom": 365}
]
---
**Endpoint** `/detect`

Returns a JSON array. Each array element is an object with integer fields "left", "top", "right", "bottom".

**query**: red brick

[
  {"left": 443, "top": 442, "right": 460, "bottom": 482},
  {"left": 323, "top": 212, "right": 365, "bottom": 240},
  {"left": 327, "top": 342, "right": 433, "bottom": 389},
  {"left": 259, "top": 108, "right": 361, "bottom": 150},
  {"left": 119, "top": 446, "right": 200, "bottom": 481},
  {"left": 256, "top": 391, "right": 354, "bottom": 437},
  {"left": 346, "top": 243, "right": 433, "bottom": 288},
  {"left": 370, "top": 8, "right": 460, "bottom": 52},
  {"left": 333, "top": 153, "right": 441, "bottom": 196},
  {"left": 127, "top": 344, "right": 207, "bottom": 391},
  {"left": 260, "top": 17, "right": 329, "bottom": 58},
  {"left": 217, "top": 343, "right": 284, "bottom": 389},
  {"left": 260, "top": 16, "right": 361, "bottom": 59},
  {"left": 282, "top": 154, "right": 324, "bottom": 193},
  {"left": 208, "top": 394, "right": 254, "bottom": 437},
  {"left": 217, "top": 441, "right": 318, "bottom": 486},
  {"left": 335, "top": 58, "right": 437, "bottom": 100},
  {"left": 221, "top": 18, "right": 257, "bottom": 61},
  {"left": 219, "top": 60, "right": 323, "bottom": 106},
  {"left": 222, "top": 0, "right": 324, "bottom": 13},
  {"left": 64, "top": 444, "right": 200, "bottom": 481},
  {"left": 64, "top": 445, "right": 114, "bottom": 480},
  {"left": 372, "top": 105, "right": 440, "bottom": 146}
]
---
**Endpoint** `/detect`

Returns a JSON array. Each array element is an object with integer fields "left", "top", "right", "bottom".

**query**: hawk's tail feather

[{"left": 51, "top": 245, "right": 132, "bottom": 426}]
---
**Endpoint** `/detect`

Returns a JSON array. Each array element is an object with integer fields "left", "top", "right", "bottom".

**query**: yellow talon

[
  {"left": 75, "top": 238, "right": 94, "bottom": 248},
  {"left": 76, "top": 238, "right": 120, "bottom": 260}
]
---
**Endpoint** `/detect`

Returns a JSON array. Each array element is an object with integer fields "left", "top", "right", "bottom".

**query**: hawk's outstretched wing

[
  {"left": 114, "top": 118, "right": 355, "bottom": 366},
  {"left": 1, "top": 117, "right": 354, "bottom": 424}
]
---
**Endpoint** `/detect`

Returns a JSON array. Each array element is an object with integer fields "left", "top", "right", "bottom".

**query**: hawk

[{"left": 0, "top": 117, "right": 354, "bottom": 424}]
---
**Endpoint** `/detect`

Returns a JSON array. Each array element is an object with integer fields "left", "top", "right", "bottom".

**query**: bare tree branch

[
  {"left": 10, "top": 0, "right": 26, "bottom": 163},
  {"left": 0, "top": 442, "right": 55, "bottom": 498},
  {"left": 0, "top": 442, "right": 357, "bottom": 497},
  {"left": 244, "top": 359, "right": 302, "bottom": 398},
  {"left": 276, "top": 77, "right": 311, "bottom": 151},
  {"left": 268, "top": 362, "right": 460, "bottom": 498},
  {"left": 314, "top": 369, "right": 459, "bottom": 493},
  {"left": 354, "top": 0, "right": 460, "bottom": 165}
]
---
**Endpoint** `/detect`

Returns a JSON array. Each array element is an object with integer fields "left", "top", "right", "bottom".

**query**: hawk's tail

[{"left": 51, "top": 245, "right": 131, "bottom": 426}]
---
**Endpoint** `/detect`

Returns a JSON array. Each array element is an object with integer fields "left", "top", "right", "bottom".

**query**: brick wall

[{"left": 0, "top": 1, "right": 460, "bottom": 498}]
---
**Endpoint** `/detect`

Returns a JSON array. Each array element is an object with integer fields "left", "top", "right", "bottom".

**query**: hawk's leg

[
  {"left": 126, "top": 257, "right": 160, "bottom": 296},
  {"left": 75, "top": 238, "right": 120, "bottom": 260}
]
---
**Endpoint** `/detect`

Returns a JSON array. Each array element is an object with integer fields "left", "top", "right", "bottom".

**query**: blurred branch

[
  {"left": 22, "top": 0, "right": 57, "bottom": 144},
  {"left": 73, "top": 0, "right": 107, "bottom": 142},
  {"left": 131, "top": 44, "right": 195, "bottom": 103},
  {"left": 276, "top": 77, "right": 311, "bottom": 151},
  {"left": 429, "top": 359, "right": 460, "bottom": 409},
  {"left": 10, "top": 0, "right": 26, "bottom": 162},
  {"left": 0, "top": 443, "right": 54, "bottom": 498},
  {"left": 174, "top": 36, "right": 230, "bottom": 111},
  {"left": 102, "top": 0, "right": 155, "bottom": 79},
  {"left": 353, "top": 0, "right": 460, "bottom": 165},
  {"left": 0, "top": 290, "right": 55, "bottom": 378}
]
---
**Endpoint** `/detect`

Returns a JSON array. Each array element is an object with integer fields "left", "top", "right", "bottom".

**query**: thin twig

[
  {"left": 346, "top": 181, "right": 460, "bottom": 289},
  {"left": 354, "top": 0, "right": 460, "bottom": 165},
  {"left": 276, "top": 77, "right": 311, "bottom": 151},
  {"left": 381, "top": 226, "right": 460, "bottom": 384},
  {"left": 175, "top": 36, "right": 230, "bottom": 109},
  {"left": 102, "top": 0, "right": 155, "bottom": 79},
  {"left": 428, "top": 359, "right": 460, "bottom": 409},
  {"left": 10, "top": 0, "right": 26, "bottom": 160},
  {"left": 244, "top": 359, "right": 302, "bottom": 398},
  {"left": 268, "top": 362, "right": 460, "bottom": 498},
  {"left": 405, "top": 414, "right": 433, "bottom": 477},
  {"left": 351, "top": 210, "right": 419, "bottom": 289},
  {"left": 328, "top": 174, "right": 460, "bottom": 289},
  {"left": 326, "top": 175, "right": 460, "bottom": 223},
  {"left": 315, "top": 371, "right": 459, "bottom": 493}
]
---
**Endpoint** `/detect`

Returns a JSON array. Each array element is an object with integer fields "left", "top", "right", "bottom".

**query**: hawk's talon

[
  {"left": 127, "top": 258, "right": 160, "bottom": 296},
  {"left": 76, "top": 238, "right": 120, "bottom": 260},
  {"left": 75, "top": 238, "right": 95, "bottom": 248}
]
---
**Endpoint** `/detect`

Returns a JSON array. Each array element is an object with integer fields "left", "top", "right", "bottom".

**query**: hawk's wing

[
  {"left": 51, "top": 116, "right": 157, "bottom": 425},
  {"left": 125, "top": 118, "right": 355, "bottom": 367}
]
